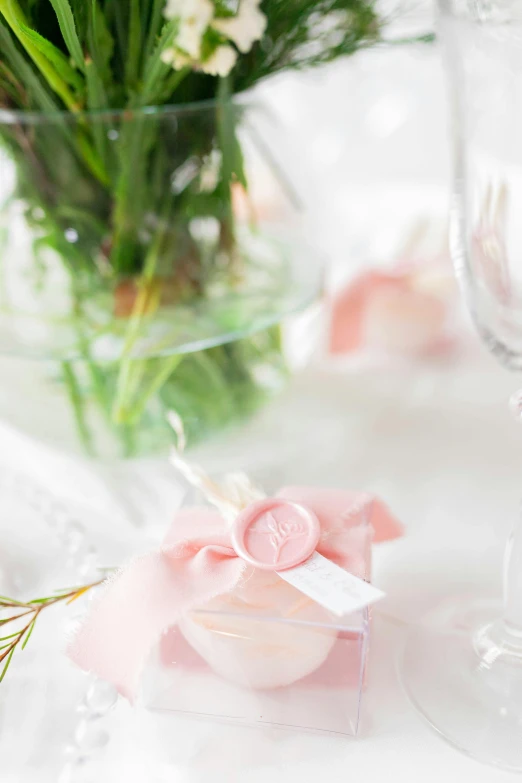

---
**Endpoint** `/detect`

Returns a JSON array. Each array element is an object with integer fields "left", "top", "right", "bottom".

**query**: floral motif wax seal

[{"left": 231, "top": 498, "right": 320, "bottom": 571}]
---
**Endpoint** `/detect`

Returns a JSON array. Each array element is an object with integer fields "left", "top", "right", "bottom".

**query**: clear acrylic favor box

[
  {"left": 144, "top": 603, "right": 369, "bottom": 737},
  {"left": 142, "top": 495, "right": 373, "bottom": 737}
]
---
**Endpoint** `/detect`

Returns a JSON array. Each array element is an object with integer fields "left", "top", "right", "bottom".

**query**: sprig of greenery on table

[{"left": 0, "top": 580, "right": 103, "bottom": 681}]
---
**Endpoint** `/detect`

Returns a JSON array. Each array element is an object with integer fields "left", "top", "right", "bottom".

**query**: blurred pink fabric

[{"left": 329, "top": 258, "right": 455, "bottom": 358}]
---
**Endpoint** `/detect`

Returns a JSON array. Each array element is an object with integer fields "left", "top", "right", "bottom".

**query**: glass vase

[{"left": 0, "top": 98, "right": 322, "bottom": 459}]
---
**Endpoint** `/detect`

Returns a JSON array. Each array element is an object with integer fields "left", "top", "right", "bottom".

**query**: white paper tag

[{"left": 278, "top": 552, "right": 385, "bottom": 617}]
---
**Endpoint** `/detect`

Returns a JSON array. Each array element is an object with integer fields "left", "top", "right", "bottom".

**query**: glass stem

[
  {"left": 503, "top": 514, "right": 522, "bottom": 639},
  {"left": 503, "top": 389, "right": 522, "bottom": 642}
]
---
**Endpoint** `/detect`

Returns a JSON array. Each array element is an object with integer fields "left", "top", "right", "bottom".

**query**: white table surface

[{"left": 1, "top": 338, "right": 521, "bottom": 783}]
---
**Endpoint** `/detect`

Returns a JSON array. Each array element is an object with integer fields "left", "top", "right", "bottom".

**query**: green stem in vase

[
  {"left": 60, "top": 360, "right": 95, "bottom": 456},
  {"left": 119, "top": 353, "right": 183, "bottom": 428},
  {"left": 111, "top": 190, "right": 177, "bottom": 425},
  {"left": 216, "top": 75, "right": 246, "bottom": 274}
]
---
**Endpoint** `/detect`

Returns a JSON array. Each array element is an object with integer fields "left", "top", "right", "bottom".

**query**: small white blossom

[
  {"left": 160, "top": 47, "right": 193, "bottom": 70},
  {"left": 200, "top": 149, "right": 222, "bottom": 192},
  {"left": 160, "top": 47, "right": 175, "bottom": 64},
  {"left": 212, "top": 0, "right": 267, "bottom": 54},
  {"left": 201, "top": 45, "right": 238, "bottom": 76},
  {"left": 164, "top": 0, "right": 213, "bottom": 24},
  {"left": 177, "top": 14, "right": 211, "bottom": 58},
  {"left": 164, "top": 0, "right": 214, "bottom": 59},
  {"left": 161, "top": 0, "right": 265, "bottom": 75}
]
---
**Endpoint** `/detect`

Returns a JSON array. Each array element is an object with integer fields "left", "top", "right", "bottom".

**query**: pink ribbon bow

[{"left": 68, "top": 486, "right": 402, "bottom": 702}]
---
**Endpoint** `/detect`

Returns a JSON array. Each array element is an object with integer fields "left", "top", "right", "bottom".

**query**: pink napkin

[{"left": 330, "top": 261, "right": 454, "bottom": 357}]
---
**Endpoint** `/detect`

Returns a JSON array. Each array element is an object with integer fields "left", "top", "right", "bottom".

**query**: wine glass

[{"left": 399, "top": 0, "right": 522, "bottom": 771}]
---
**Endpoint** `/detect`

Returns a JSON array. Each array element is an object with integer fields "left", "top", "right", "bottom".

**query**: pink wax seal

[{"left": 231, "top": 498, "right": 320, "bottom": 571}]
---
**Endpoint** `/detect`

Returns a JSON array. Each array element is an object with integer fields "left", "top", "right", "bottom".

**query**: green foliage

[
  {"left": 9, "top": 17, "right": 83, "bottom": 91},
  {"left": 48, "top": 0, "right": 85, "bottom": 71},
  {"left": 0, "top": 16, "right": 58, "bottom": 111},
  {"left": 234, "top": 0, "right": 380, "bottom": 90},
  {"left": 0, "top": 582, "right": 103, "bottom": 682},
  {"left": 0, "top": 0, "right": 384, "bottom": 115},
  {"left": 87, "top": 1, "right": 115, "bottom": 92}
]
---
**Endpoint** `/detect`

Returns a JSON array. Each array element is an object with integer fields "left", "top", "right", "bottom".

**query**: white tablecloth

[{"left": 1, "top": 340, "right": 520, "bottom": 783}]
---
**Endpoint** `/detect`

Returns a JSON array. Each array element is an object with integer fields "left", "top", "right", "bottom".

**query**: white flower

[
  {"left": 160, "top": 47, "right": 175, "bottom": 64},
  {"left": 161, "top": 0, "right": 264, "bottom": 76},
  {"left": 160, "top": 46, "right": 193, "bottom": 70},
  {"left": 199, "top": 149, "right": 222, "bottom": 192},
  {"left": 201, "top": 45, "right": 238, "bottom": 76},
  {"left": 177, "top": 15, "right": 210, "bottom": 59},
  {"left": 164, "top": 0, "right": 214, "bottom": 59},
  {"left": 212, "top": 0, "right": 267, "bottom": 54},
  {"left": 164, "top": 0, "right": 212, "bottom": 23}
]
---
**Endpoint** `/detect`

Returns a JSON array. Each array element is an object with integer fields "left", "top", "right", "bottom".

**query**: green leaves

[
  {"left": 125, "top": 0, "right": 142, "bottom": 88},
  {"left": 217, "top": 77, "right": 247, "bottom": 188},
  {"left": 21, "top": 617, "right": 36, "bottom": 650},
  {"left": 0, "top": 581, "right": 102, "bottom": 685},
  {"left": 0, "top": 0, "right": 418, "bottom": 113},
  {"left": 0, "top": 648, "right": 15, "bottom": 683},
  {"left": 68, "top": 0, "right": 88, "bottom": 39},
  {"left": 139, "top": 19, "right": 178, "bottom": 106},
  {"left": 85, "top": 56, "right": 107, "bottom": 110},
  {"left": 12, "top": 19, "right": 83, "bottom": 91},
  {"left": 232, "top": 0, "right": 382, "bottom": 90},
  {"left": 143, "top": 0, "right": 166, "bottom": 66},
  {"left": 48, "top": 0, "right": 84, "bottom": 72},
  {"left": 0, "top": 0, "right": 78, "bottom": 109},
  {"left": 87, "top": 0, "right": 114, "bottom": 90},
  {"left": 0, "top": 16, "right": 59, "bottom": 113},
  {"left": 85, "top": 56, "right": 111, "bottom": 170},
  {"left": 0, "top": 59, "right": 25, "bottom": 104}
]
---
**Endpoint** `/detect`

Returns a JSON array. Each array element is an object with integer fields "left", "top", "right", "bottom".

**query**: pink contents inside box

[{"left": 143, "top": 607, "right": 369, "bottom": 736}]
